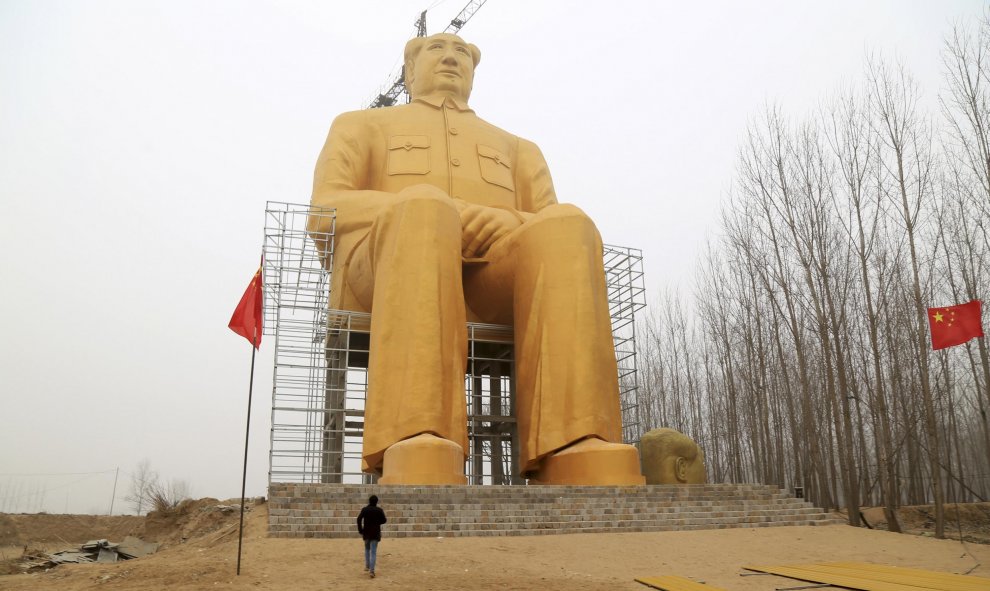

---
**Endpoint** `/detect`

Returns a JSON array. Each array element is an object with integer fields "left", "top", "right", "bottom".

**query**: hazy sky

[{"left": 1, "top": 0, "right": 984, "bottom": 514}]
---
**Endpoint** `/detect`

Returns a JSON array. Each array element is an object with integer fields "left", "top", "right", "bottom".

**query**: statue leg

[
  {"left": 464, "top": 204, "right": 644, "bottom": 485},
  {"left": 347, "top": 190, "right": 468, "bottom": 484}
]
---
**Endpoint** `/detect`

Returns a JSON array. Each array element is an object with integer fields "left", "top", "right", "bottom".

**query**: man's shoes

[
  {"left": 528, "top": 437, "right": 646, "bottom": 485},
  {"left": 370, "top": 571, "right": 376, "bottom": 578},
  {"left": 378, "top": 433, "right": 467, "bottom": 485},
  {"left": 364, "top": 567, "right": 369, "bottom": 572}
]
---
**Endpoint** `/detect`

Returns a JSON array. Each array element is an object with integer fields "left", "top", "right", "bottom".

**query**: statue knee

[
  {"left": 396, "top": 184, "right": 456, "bottom": 208},
  {"left": 522, "top": 203, "right": 602, "bottom": 248},
  {"left": 376, "top": 186, "right": 460, "bottom": 227}
]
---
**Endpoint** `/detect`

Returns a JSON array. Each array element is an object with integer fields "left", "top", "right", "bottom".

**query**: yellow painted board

[
  {"left": 819, "top": 562, "right": 990, "bottom": 591},
  {"left": 744, "top": 564, "right": 932, "bottom": 591},
  {"left": 635, "top": 574, "right": 726, "bottom": 591}
]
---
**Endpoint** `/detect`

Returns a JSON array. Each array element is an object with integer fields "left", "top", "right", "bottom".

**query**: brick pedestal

[{"left": 268, "top": 483, "right": 843, "bottom": 538}]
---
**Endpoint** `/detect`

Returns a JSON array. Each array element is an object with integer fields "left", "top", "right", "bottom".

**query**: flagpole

[{"left": 236, "top": 336, "right": 257, "bottom": 576}]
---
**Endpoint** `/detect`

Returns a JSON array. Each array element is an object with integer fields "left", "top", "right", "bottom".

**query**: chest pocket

[
  {"left": 387, "top": 135, "right": 430, "bottom": 175},
  {"left": 477, "top": 145, "right": 514, "bottom": 191}
]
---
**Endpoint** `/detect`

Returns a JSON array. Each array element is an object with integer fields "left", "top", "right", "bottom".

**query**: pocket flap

[
  {"left": 388, "top": 135, "right": 430, "bottom": 151},
  {"left": 477, "top": 145, "right": 511, "bottom": 169}
]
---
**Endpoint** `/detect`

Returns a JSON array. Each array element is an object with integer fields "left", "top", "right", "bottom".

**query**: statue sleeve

[
  {"left": 514, "top": 138, "right": 558, "bottom": 214},
  {"left": 308, "top": 112, "right": 394, "bottom": 242},
  {"left": 312, "top": 112, "right": 370, "bottom": 203}
]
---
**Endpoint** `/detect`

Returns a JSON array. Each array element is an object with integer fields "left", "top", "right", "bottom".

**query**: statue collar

[{"left": 414, "top": 95, "right": 474, "bottom": 113}]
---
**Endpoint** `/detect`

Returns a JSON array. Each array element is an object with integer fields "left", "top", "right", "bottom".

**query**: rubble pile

[{"left": 14, "top": 536, "right": 158, "bottom": 573}]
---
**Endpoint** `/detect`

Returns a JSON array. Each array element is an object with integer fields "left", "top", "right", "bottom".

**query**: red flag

[
  {"left": 927, "top": 300, "right": 983, "bottom": 350},
  {"left": 229, "top": 266, "right": 263, "bottom": 349}
]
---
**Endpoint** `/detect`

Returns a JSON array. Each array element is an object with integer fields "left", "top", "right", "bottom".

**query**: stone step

[
  {"left": 271, "top": 506, "right": 821, "bottom": 519},
  {"left": 271, "top": 494, "right": 810, "bottom": 503},
  {"left": 272, "top": 506, "right": 824, "bottom": 521},
  {"left": 269, "top": 515, "right": 841, "bottom": 538},
  {"left": 267, "top": 482, "right": 842, "bottom": 538},
  {"left": 272, "top": 514, "right": 835, "bottom": 533},
  {"left": 272, "top": 505, "right": 831, "bottom": 520},
  {"left": 273, "top": 488, "right": 788, "bottom": 495},
  {"left": 268, "top": 512, "right": 840, "bottom": 529},
  {"left": 269, "top": 484, "right": 789, "bottom": 497}
]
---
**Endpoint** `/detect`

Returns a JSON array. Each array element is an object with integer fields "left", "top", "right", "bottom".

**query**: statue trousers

[{"left": 344, "top": 191, "right": 623, "bottom": 474}]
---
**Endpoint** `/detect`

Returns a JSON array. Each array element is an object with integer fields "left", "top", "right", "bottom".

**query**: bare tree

[
  {"left": 867, "top": 54, "right": 944, "bottom": 536},
  {"left": 125, "top": 459, "right": 158, "bottom": 515},
  {"left": 942, "top": 13, "right": 990, "bottom": 478},
  {"left": 632, "top": 18, "right": 990, "bottom": 526},
  {"left": 147, "top": 479, "right": 192, "bottom": 513}
]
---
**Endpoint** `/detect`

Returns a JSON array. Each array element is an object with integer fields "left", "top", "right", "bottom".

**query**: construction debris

[
  {"left": 12, "top": 536, "right": 158, "bottom": 573},
  {"left": 117, "top": 536, "right": 159, "bottom": 559}
]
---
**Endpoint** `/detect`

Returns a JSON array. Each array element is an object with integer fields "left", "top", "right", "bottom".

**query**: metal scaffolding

[
  {"left": 604, "top": 245, "right": 648, "bottom": 444},
  {"left": 262, "top": 202, "right": 647, "bottom": 484}
]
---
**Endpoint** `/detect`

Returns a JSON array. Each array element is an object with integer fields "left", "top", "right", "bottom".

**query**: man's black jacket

[{"left": 357, "top": 505, "right": 387, "bottom": 541}]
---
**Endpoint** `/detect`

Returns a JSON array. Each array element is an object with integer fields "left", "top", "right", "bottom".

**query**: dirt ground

[{"left": 1, "top": 499, "right": 989, "bottom": 591}]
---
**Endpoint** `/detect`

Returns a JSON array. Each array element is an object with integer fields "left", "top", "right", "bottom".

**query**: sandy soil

[{"left": 1, "top": 501, "right": 988, "bottom": 591}]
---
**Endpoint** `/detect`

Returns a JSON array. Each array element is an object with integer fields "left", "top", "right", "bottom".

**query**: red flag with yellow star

[
  {"left": 229, "top": 266, "right": 263, "bottom": 349},
  {"left": 927, "top": 300, "right": 983, "bottom": 350}
]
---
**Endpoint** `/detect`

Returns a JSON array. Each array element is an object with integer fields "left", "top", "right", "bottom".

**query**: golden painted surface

[
  {"left": 308, "top": 34, "right": 643, "bottom": 485},
  {"left": 743, "top": 563, "right": 990, "bottom": 591}
]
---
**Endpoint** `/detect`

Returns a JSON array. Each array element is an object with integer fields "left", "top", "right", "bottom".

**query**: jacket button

[
  {"left": 451, "top": 158, "right": 461, "bottom": 166},
  {"left": 449, "top": 127, "right": 459, "bottom": 135}
]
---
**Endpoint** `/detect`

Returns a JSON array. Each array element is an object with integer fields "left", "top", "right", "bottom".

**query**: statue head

[
  {"left": 639, "top": 428, "right": 707, "bottom": 485},
  {"left": 404, "top": 33, "right": 481, "bottom": 102}
]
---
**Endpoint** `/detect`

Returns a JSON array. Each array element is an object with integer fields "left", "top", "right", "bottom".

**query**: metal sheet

[
  {"left": 96, "top": 547, "right": 118, "bottom": 563},
  {"left": 116, "top": 536, "right": 159, "bottom": 559}
]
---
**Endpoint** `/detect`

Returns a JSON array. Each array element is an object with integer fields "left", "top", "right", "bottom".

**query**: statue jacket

[{"left": 309, "top": 95, "right": 558, "bottom": 311}]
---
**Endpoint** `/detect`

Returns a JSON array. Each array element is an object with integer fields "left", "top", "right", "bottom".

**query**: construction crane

[{"left": 368, "top": 0, "right": 488, "bottom": 109}]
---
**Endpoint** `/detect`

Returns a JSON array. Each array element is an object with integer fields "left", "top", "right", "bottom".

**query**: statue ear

[{"left": 675, "top": 457, "right": 688, "bottom": 482}]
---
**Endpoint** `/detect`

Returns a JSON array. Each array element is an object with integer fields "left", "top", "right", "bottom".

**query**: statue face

[
  {"left": 676, "top": 455, "right": 707, "bottom": 484},
  {"left": 408, "top": 34, "right": 475, "bottom": 101}
]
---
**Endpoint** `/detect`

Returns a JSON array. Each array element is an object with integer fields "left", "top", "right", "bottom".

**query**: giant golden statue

[{"left": 308, "top": 33, "right": 644, "bottom": 486}]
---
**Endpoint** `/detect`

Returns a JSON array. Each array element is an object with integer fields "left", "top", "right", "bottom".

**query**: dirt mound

[
  {"left": 142, "top": 497, "right": 258, "bottom": 547},
  {"left": 0, "top": 513, "right": 144, "bottom": 547},
  {"left": 0, "top": 498, "right": 261, "bottom": 552},
  {"left": 0, "top": 498, "right": 262, "bottom": 579}
]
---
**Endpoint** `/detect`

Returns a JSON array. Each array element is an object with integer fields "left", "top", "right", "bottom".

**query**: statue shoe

[
  {"left": 529, "top": 437, "right": 646, "bottom": 485},
  {"left": 378, "top": 433, "right": 467, "bottom": 485}
]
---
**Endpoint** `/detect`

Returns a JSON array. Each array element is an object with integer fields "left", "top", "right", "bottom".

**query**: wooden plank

[
  {"left": 818, "top": 562, "right": 990, "bottom": 591},
  {"left": 801, "top": 563, "right": 988, "bottom": 591},
  {"left": 635, "top": 574, "right": 726, "bottom": 591},
  {"left": 744, "top": 565, "right": 931, "bottom": 591}
]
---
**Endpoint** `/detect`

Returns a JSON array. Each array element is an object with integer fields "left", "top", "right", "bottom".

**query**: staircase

[{"left": 268, "top": 483, "right": 843, "bottom": 538}]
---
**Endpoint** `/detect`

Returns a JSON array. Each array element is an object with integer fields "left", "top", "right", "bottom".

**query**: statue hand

[{"left": 458, "top": 203, "right": 522, "bottom": 258}]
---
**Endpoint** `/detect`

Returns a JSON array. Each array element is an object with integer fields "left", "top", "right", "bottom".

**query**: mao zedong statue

[{"left": 308, "top": 33, "right": 645, "bottom": 486}]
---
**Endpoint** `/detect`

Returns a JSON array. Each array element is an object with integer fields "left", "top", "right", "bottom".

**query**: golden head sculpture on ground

[
  {"left": 308, "top": 33, "right": 645, "bottom": 486},
  {"left": 639, "top": 428, "right": 707, "bottom": 485}
]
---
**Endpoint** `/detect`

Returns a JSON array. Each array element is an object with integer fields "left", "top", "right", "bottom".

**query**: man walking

[{"left": 357, "top": 495, "right": 387, "bottom": 578}]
